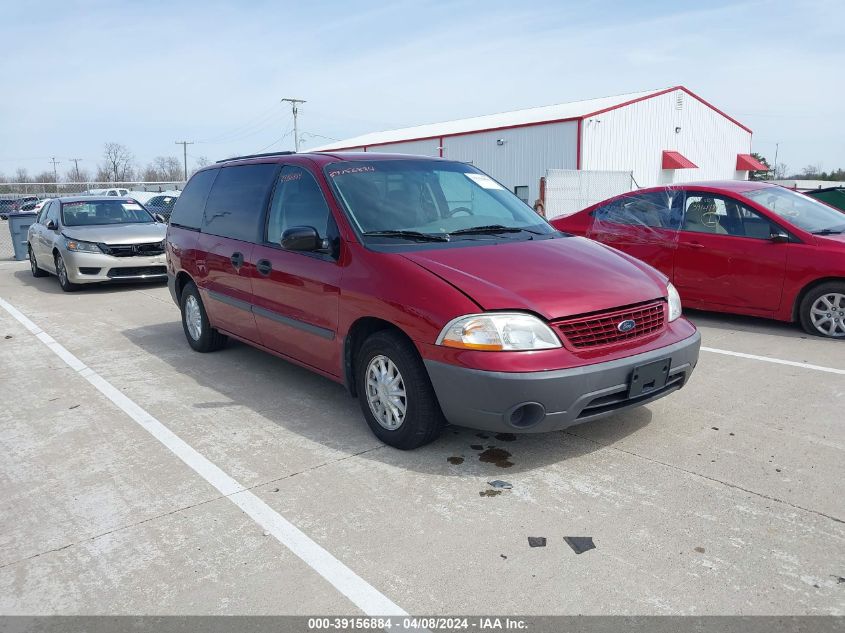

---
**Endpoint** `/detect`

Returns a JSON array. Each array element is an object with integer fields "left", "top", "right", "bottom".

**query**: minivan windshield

[
  {"left": 325, "top": 160, "right": 555, "bottom": 240},
  {"left": 61, "top": 200, "right": 155, "bottom": 226},
  {"left": 744, "top": 186, "right": 845, "bottom": 234}
]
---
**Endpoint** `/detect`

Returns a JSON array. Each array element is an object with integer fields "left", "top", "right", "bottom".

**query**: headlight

[
  {"left": 667, "top": 282, "right": 682, "bottom": 322},
  {"left": 437, "top": 313, "right": 561, "bottom": 351},
  {"left": 65, "top": 239, "right": 102, "bottom": 253}
]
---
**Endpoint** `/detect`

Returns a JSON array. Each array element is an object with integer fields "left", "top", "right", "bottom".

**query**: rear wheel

[
  {"left": 355, "top": 330, "right": 445, "bottom": 449},
  {"left": 29, "top": 245, "right": 47, "bottom": 277},
  {"left": 54, "top": 253, "right": 78, "bottom": 292},
  {"left": 180, "top": 282, "right": 227, "bottom": 352},
  {"left": 799, "top": 282, "right": 845, "bottom": 338}
]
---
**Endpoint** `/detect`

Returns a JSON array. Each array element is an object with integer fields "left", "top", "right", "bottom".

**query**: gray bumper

[{"left": 424, "top": 331, "right": 701, "bottom": 433}]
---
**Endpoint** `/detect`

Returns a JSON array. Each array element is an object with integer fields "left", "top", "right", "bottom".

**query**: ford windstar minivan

[{"left": 166, "top": 152, "right": 700, "bottom": 449}]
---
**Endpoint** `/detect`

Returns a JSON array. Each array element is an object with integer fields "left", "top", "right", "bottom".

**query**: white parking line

[
  {"left": 701, "top": 346, "right": 845, "bottom": 375},
  {"left": 0, "top": 296, "right": 408, "bottom": 618}
]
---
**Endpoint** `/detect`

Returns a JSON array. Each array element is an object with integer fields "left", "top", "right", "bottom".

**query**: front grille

[
  {"left": 100, "top": 242, "right": 164, "bottom": 257},
  {"left": 576, "top": 371, "right": 685, "bottom": 419},
  {"left": 553, "top": 300, "right": 665, "bottom": 349},
  {"left": 107, "top": 266, "right": 167, "bottom": 278}
]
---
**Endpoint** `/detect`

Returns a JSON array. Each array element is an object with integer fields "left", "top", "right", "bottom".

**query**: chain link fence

[
  {"left": 0, "top": 181, "right": 184, "bottom": 260},
  {"left": 544, "top": 169, "right": 634, "bottom": 219}
]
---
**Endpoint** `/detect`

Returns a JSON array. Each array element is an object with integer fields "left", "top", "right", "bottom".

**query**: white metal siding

[
  {"left": 364, "top": 139, "right": 441, "bottom": 156},
  {"left": 442, "top": 122, "right": 577, "bottom": 204},
  {"left": 580, "top": 88, "right": 751, "bottom": 187}
]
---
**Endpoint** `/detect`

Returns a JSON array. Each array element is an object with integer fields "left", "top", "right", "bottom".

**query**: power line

[
  {"left": 281, "top": 98, "right": 306, "bottom": 152},
  {"left": 253, "top": 124, "right": 294, "bottom": 154},
  {"left": 174, "top": 141, "right": 194, "bottom": 180},
  {"left": 195, "top": 104, "right": 287, "bottom": 144}
]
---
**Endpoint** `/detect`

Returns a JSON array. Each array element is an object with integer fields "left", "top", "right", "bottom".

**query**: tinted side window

[
  {"left": 266, "top": 166, "right": 332, "bottom": 242},
  {"left": 46, "top": 202, "right": 60, "bottom": 224},
  {"left": 36, "top": 201, "right": 51, "bottom": 224},
  {"left": 203, "top": 164, "right": 278, "bottom": 242},
  {"left": 170, "top": 169, "right": 218, "bottom": 230}
]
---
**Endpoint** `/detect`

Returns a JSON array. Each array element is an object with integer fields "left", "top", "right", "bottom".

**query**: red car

[
  {"left": 551, "top": 181, "right": 845, "bottom": 339},
  {"left": 166, "top": 152, "right": 700, "bottom": 448}
]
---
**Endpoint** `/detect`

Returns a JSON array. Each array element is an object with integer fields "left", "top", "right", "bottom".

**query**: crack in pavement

[
  {"left": 564, "top": 429, "right": 845, "bottom": 526},
  {"left": 0, "top": 444, "right": 387, "bottom": 572}
]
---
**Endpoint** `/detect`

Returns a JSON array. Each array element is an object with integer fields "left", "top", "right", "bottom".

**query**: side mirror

[
  {"left": 281, "top": 226, "right": 322, "bottom": 251},
  {"left": 154, "top": 213, "right": 166, "bottom": 223},
  {"left": 46, "top": 219, "right": 57, "bottom": 231},
  {"left": 770, "top": 231, "right": 789, "bottom": 243}
]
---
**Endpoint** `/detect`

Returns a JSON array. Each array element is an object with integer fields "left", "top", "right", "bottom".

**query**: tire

[
  {"left": 355, "top": 329, "right": 445, "bottom": 449},
  {"left": 29, "top": 245, "right": 47, "bottom": 277},
  {"left": 54, "top": 253, "right": 78, "bottom": 292},
  {"left": 180, "top": 282, "right": 227, "bottom": 352},
  {"left": 799, "top": 281, "right": 845, "bottom": 339}
]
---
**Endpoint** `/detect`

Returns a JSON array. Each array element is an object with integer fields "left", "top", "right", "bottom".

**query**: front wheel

[
  {"left": 180, "top": 282, "right": 227, "bottom": 352},
  {"left": 55, "top": 253, "right": 78, "bottom": 292},
  {"left": 799, "top": 282, "right": 845, "bottom": 338},
  {"left": 355, "top": 330, "right": 445, "bottom": 449},
  {"left": 29, "top": 245, "right": 47, "bottom": 277}
]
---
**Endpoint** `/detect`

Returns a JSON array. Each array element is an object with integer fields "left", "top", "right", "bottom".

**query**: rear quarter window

[
  {"left": 202, "top": 163, "right": 279, "bottom": 242},
  {"left": 170, "top": 169, "right": 218, "bottom": 230}
]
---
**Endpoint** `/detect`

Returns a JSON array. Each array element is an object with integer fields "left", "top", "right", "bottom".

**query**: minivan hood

[
  {"left": 61, "top": 223, "right": 166, "bottom": 244},
  {"left": 401, "top": 237, "right": 667, "bottom": 320}
]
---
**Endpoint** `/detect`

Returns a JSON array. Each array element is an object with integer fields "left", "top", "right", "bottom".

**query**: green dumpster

[{"left": 805, "top": 186, "right": 845, "bottom": 213}]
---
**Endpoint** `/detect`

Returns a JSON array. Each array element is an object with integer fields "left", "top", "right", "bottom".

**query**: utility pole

[
  {"left": 281, "top": 98, "right": 306, "bottom": 152},
  {"left": 49, "top": 157, "right": 61, "bottom": 183},
  {"left": 69, "top": 158, "right": 83, "bottom": 182},
  {"left": 773, "top": 143, "right": 779, "bottom": 179},
  {"left": 175, "top": 140, "right": 194, "bottom": 180}
]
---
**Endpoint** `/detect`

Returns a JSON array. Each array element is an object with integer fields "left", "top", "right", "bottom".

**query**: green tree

[{"left": 749, "top": 153, "right": 772, "bottom": 181}]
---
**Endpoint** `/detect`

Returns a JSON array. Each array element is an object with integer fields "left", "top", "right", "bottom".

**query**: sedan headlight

[
  {"left": 65, "top": 239, "right": 102, "bottom": 253},
  {"left": 437, "top": 313, "right": 561, "bottom": 351},
  {"left": 667, "top": 282, "right": 682, "bottom": 322}
]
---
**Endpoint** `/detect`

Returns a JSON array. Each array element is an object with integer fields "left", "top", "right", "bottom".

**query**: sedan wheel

[
  {"left": 809, "top": 292, "right": 845, "bottom": 337},
  {"left": 55, "top": 254, "right": 78, "bottom": 292},
  {"left": 29, "top": 246, "right": 46, "bottom": 277},
  {"left": 184, "top": 294, "right": 203, "bottom": 341}
]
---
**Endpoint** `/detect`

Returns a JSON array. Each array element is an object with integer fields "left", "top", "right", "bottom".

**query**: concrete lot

[{"left": 0, "top": 258, "right": 842, "bottom": 616}]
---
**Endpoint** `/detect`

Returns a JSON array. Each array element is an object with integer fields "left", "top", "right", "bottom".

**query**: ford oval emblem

[{"left": 617, "top": 319, "right": 636, "bottom": 333}]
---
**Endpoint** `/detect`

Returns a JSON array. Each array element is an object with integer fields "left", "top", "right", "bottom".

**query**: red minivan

[{"left": 166, "top": 152, "right": 700, "bottom": 449}]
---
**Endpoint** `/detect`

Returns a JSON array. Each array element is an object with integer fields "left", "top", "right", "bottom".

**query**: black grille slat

[
  {"left": 107, "top": 266, "right": 167, "bottom": 278},
  {"left": 100, "top": 242, "right": 164, "bottom": 257}
]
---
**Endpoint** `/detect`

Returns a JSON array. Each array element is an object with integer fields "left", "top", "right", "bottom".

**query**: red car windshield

[{"left": 744, "top": 187, "right": 845, "bottom": 234}]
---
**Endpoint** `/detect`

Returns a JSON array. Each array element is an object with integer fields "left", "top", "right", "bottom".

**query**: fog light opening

[{"left": 506, "top": 402, "right": 546, "bottom": 429}]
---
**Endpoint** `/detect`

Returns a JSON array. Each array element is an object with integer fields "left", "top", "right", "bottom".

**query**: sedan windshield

[
  {"left": 61, "top": 200, "right": 154, "bottom": 226},
  {"left": 325, "top": 160, "right": 555, "bottom": 239},
  {"left": 744, "top": 187, "right": 845, "bottom": 233}
]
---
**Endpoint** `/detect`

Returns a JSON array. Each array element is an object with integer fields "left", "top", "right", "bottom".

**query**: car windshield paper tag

[
  {"left": 123, "top": 203, "right": 143, "bottom": 211},
  {"left": 465, "top": 173, "right": 504, "bottom": 190}
]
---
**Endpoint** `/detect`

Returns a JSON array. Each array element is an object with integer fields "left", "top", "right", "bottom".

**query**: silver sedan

[{"left": 27, "top": 197, "right": 168, "bottom": 292}]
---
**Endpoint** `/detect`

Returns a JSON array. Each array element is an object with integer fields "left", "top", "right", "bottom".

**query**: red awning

[
  {"left": 662, "top": 150, "right": 697, "bottom": 169},
  {"left": 736, "top": 153, "right": 769, "bottom": 171}
]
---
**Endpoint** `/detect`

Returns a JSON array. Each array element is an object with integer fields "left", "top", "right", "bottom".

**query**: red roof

[
  {"left": 662, "top": 150, "right": 697, "bottom": 170},
  {"left": 736, "top": 154, "right": 769, "bottom": 171}
]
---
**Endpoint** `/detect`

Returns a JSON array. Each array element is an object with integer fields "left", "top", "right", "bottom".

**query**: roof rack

[{"left": 216, "top": 151, "right": 296, "bottom": 163}]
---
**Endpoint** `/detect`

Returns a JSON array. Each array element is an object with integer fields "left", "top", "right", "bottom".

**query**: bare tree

[
  {"left": 101, "top": 142, "right": 135, "bottom": 182},
  {"left": 95, "top": 165, "right": 112, "bottom": 182},
  {"left": 65, "top": 167, "right": 90, "bottom": 183},
  {"left": 152, "top": 156, "right": 182, "bottom": 181},
  {"left": 801, "top": 164, "right": 822, "bottom": 178},
  {"left": 774, "top": 163, "right": 789, "bottom": 179},
  {"left": 14, "top": 168, "right": 31, "bottom": 183}
]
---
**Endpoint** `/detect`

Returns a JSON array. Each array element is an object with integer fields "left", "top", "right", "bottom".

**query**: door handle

[
  {"left": 687, "top": 242, "right": 705, "bottom": 249},
  {"left": 256, "top": 259, "right": 272, "bottom": 276},
  {"left": 230, "top": 252, "right": 244, "bottom": 269}
]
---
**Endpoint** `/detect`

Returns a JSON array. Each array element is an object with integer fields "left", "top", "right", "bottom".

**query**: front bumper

[
  {"left": 62, "top": 249, "right": 167, "bottom": 284},
  {"left": 424, "top": 331, "right": 701, "bottom": 433}
]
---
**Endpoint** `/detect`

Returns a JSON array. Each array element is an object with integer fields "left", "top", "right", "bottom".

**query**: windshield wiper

[
  {"left": 812, "top": 228, "right": 844, "bottom": 235},
  {"left": 448, "top": 224, "right": 543, "bottom": 236},
  {"left": 362, "top": 230, "right": 450, "bottom": 242}
]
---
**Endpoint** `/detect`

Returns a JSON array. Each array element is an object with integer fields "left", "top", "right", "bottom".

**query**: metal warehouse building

[{"left": 311, "top": 86, "right": 765, "bottom": 217}]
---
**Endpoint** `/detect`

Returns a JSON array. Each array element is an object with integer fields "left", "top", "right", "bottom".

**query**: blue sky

[{"left": 1, "top": 0, "right": 842, "bottom": 179}]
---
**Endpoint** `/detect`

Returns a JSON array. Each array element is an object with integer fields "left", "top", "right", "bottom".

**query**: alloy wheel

[{"left": 810, "top": 293, "right": 845, "bottom": 337}]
